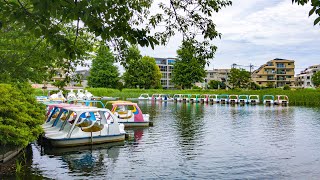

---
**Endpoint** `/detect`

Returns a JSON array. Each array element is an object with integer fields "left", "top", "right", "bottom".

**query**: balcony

[
  {"left": 276, "top": 65, "right": 286, "bottom": 68},
  {"left": 277, "top": 71, "right": 286, "bottom": 74}
]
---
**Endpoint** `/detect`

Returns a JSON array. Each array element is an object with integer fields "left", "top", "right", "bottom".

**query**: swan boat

[
  {"left": 110, "top": 101, "right": 150, "bottom": 127},
  {"left": 43, "top": 106, "right": 126, "bottom": 147}
]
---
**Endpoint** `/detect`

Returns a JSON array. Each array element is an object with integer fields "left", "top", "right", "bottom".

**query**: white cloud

[{"left": 140, "top": 0, "right": 320, "bottom": 73}]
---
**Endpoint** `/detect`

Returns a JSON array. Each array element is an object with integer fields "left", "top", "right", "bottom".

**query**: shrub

[
  {"left": 283, "top": 85, "right": 291, "bottom": 90},
  {"left": 0, "top": 83, "right": 45, "bottom": 147}
]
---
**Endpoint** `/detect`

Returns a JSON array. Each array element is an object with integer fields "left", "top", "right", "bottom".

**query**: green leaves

[
  {"left": 172, "top": 40, "right": 207, "bottom": 89},
  {"left": 87, "top": 44, "right": 120, "bottom": 88},
  {"left": 123, "top": 46, "right": 161, "bottom": 89},
  {"left": 312, "top": 71, "right": 320, "bottom": 87},
  {"left": 293, "top": 0, "right": 320, "bottom": 25},
  {"left": 0, "top": 83, "right": 45, "bottom": 147},
  {"left": 228, "top": 68, "right": 251, "bottom": 89}
]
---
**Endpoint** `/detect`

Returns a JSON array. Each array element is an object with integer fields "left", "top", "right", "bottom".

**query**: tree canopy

[
  {"left": 227, "top": 68, "right": 251, "bottom": 89},
  {"left": 172, "top": 41, "right": 207, "bottom": 89},
  {"left": 208, "top": 80, "right": 226, "bottom": 89},
  {"left": 312, "top": 71, "right": 320, "bottom": 87},
  {"left": 87, "top": 45, "right": 120, "bottom": 88},
  {"left": 0, "top": 0, "right": 232, "bottom": 86},
  {"left": 293, "top": 0, "right": 320, "bottom": 25},
  {"left": 123, "top": 48, "right": 161, "bottom": 89}
]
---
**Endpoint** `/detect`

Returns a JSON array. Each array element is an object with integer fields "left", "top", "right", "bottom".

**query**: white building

[
  {"left": 295, "top": 64, "right": 320, "bottom": 88},
  {"left": 155, "top": 58, "right": 175, "bottom": 89}
]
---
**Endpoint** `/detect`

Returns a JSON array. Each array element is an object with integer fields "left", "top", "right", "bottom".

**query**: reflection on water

[{"left": 5, "top": 103, "right": 320, "bottom": 179}]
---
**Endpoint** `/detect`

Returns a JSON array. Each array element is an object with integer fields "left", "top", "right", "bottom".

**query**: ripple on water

[{"left": 17, "top": 104, "right": 320, "bottom": 179}]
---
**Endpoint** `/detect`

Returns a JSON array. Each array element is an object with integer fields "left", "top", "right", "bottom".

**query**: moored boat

[
  {"left": 110, "top": 101, "right": 150, "bottom": 127},
  {"left": 248, "top": 95, "right": 260, "bottom": 105},
  {"left": 190, "top": 94, "right": 201, "bottom": 103},
  {"left": 173, "top": 94, "right": 183, "bottom": 102},
  {"left": 239, "top": 95, "right": 249, "bottom": 104},
  {"left": 228, "top": 95, "right": 239, "bottom": 104},
  {"left": 275, "top": 95, "right": 289, "bottom": 106},
  {"left": 219, "top": 94, "right": 229, "bottom": 104},
  {"left": 263, "top": 95, "right": 275, "bottom": 105},
  {"left": 209, "top": 94, "right": 219, "bottom": 103},
  {"left": 200, "top": 94, "right": 209, "bottom": 103},
  {"left": 43, "top": 107, "right": 126, "bottom": 147},
  {"left": 138, "top": 94, "right": 150, "bottom": 100}
]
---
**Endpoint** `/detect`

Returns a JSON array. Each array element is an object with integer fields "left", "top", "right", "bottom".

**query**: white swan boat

[{"left": 43, "top": 107, "right": 126, "bottom": 147}]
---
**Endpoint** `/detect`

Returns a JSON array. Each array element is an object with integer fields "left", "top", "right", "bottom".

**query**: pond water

[{"left": 3, "top": 102, "right": 320, "bottom": 179}]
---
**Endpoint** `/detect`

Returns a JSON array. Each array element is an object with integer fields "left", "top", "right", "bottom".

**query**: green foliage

[
  {"left": 266, "top": 82, "right": 275, "bottom": 88},
  {"left": 283, "top": 85, "right": 291, "bottom": 90},
  {"left": 172, "top": 40, "right": 207, "bottom": 89},
  {"left": 228, "top": 68, "right": 251, "bottom": 89},
  {"left": 123, "top": 46, "right": 161, "bottom": 89},
  {"left": 87, "top": 45, "right": 120, "bottom": 88},
  {"left": 208, "top": 80, "right": 226, "bottom": 89},
  {"left": 0, "top": 0, "right": 231, "bottom": 73},
  {"left": 312, "top": 71, "right": 320, "bottom": 87},
  {"left": 293, "top": 0, "right": 320, "bottom": 25},
  {"left": 0, "top": 83, "right": 45, "bottom": 147},
  {"left": 249, "top": 82, "right": 261, "bottom": 90}
]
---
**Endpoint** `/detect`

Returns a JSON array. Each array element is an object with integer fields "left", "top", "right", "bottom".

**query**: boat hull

[
  {"left": 47, "top": 134, "right": 125, "bottom": 147},
  {"left": 122, "top": 122, "right": 150, "bottom": 127}
]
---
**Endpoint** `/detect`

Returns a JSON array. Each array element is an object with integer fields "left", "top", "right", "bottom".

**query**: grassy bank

[
  {"left": 86, "top": 88, "right": 320, "bottom": 106},
  {"left": 34, "top": 88, "right": 320, "bottom": 106}
]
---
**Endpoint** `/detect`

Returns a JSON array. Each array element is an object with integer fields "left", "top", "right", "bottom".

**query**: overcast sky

[{"left": 140, "top": 0, "right": 320, "bottom": 74}]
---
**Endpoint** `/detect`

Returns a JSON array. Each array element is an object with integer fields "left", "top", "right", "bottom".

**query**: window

[
  {"left": 161, "top": 80, "right": 167, "bottom": 86},
  {"left": 267, "top": 62, "right": 273, "bottom": 66},
  {"left": 307, "top": 76, "right": 310, "bottom": 80},
  {"left": 168, "top": 59, "right": 175, "bottom": 65},
  {"left": 169, "top": 66, "right": 174, "bottom": 72},
  {"left": 259, "top": 82, "right": 262, "bottom": 85},
  {"left": 159, "top": 66, "right": 166, "bottom": 71},
  {"left": 162, "top": 73, "right": 167, "bottom": 78},
  {"left": 286, "top": 76, "right": 292, "bottom": 78},
  {"left": 288, "top": 63, "right": 291, "bottom": 65}
]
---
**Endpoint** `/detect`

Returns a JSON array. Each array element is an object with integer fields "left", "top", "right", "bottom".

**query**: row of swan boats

[
  {"left": 138, "top": 94, "right": 289, "bottom": 105},
  {"left": 36, "top": 89, "right": 95, "bottom": 102},
  {"left": 42, "top": 100, "right": 150, "bottom": 147}
]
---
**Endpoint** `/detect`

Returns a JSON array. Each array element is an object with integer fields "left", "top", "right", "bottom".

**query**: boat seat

[{"left": 82, "top": 122, "right": 104, "bottom": 132}]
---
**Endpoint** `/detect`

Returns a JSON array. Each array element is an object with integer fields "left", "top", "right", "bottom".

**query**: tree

[
  {"left": 312, "top": 71, "right": 320, "bottom": 87},
  {"left": 0, "top": 0, "right": 232, "bottom": 81},
  {"left": 228, "top": 68, "right": 251, "bottom": 89},
  {"left": 293, "top": 0, "right": 320, "bottom": 25},
  {"left": 172, "top": 41, "right": 207, "bottom": 89},
  {"left": 208, "top": 80, "right": 226, "bottom": 89},
  {"left": 87, "top": 45, "right": 120, "bottom": 88},
  {"left": 266, "top": 82, "right": 275, "bottom": 88},
  {"left": 124, "top": 55, "right": 161, "bottom": 89},
  {"left": 0, "top": 83, "right": 45, "bottom": 147}
]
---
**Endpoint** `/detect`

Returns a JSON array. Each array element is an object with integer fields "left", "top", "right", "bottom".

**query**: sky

[{"left": 139, "top": 0, "right": 320, "bottom": 74}]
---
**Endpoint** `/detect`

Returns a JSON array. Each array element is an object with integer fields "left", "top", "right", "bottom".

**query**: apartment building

[
  {"left": 252, "top": 58, "right": 295, "bottom": 87},
  {"left": 295, "top": 64, "right": 320, "bottom": 88},
  {"left": 155, "top": 57, "right": 175, "bottom": 89},
  {"left": 205, "top": 69, "right": 231, "bottom": 83}
]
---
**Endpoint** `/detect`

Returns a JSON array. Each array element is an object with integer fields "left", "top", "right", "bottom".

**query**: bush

[
  {"left": 283, "top": 85, "right": 291, "bottom": 90},
  {"left": 0, "top": 83, "right": 45, "bottom": 147}
]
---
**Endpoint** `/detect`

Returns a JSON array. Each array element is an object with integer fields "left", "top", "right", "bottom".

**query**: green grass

[
  {"left": 33, "top": 87, "right": 320, "bottom": 106},
  {"left": 85, "top": 88, "right": 320, "bottom": 106}
]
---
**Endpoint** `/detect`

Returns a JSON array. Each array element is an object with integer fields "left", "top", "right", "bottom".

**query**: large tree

[
  {"left": 0, "top": 0, "right": 232, "bottom": 86},
  {"left": 293, "top": 0, "right": 320, "bottom": 25},
  {"left": 228, "top": 68, "right": 251, "bottom": 89},
  {"left": 172, "top": 40, "right": 207, "bottom": 89},
  {"left": 124, "top": 54, "right": 161, "bottom": 89},
  {"left": 87, "top": 45, "right": 120, "bottom": 88},
  {"left": 312, "top": 71, "right": 320, "bottom": 87}
]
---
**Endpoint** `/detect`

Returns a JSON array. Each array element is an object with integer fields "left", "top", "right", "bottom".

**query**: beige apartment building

[{"left": 252, "top": 58, "right": 295, "bottom": 87}]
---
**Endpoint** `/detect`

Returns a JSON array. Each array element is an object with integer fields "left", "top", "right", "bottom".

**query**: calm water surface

[{"left": 5, "top": 102, "right": 320, "bottom": 179}]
